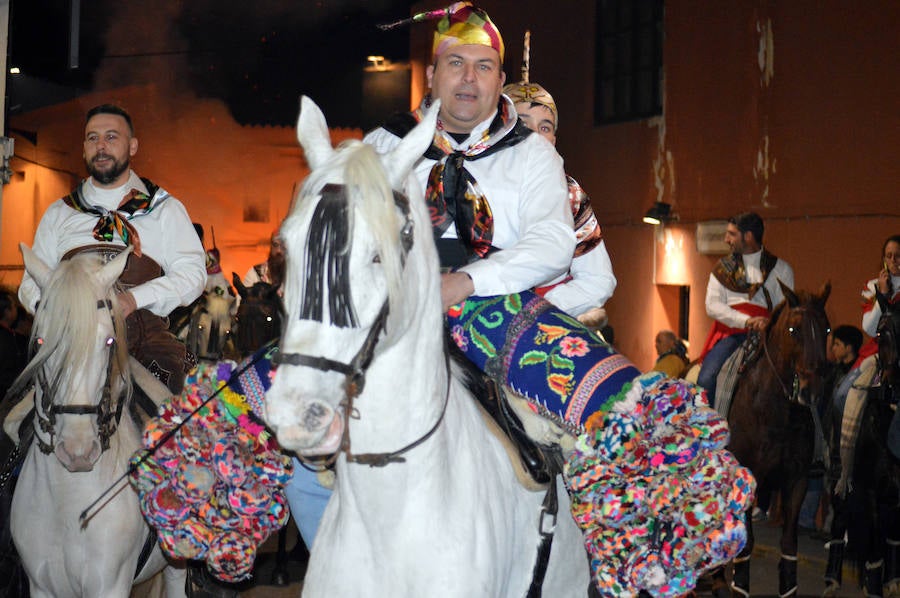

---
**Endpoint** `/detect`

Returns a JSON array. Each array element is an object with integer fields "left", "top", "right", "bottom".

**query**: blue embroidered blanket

[{"left": 447, "top": 291, "right": 641, "bottom": 435}]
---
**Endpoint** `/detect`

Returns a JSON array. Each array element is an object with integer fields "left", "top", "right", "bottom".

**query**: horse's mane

[
  {"left": 287, "top": 140, "right": 407, "bottom": 324},
  {"left": 10, "top": 254, "right": 131, "bottom": 407}
]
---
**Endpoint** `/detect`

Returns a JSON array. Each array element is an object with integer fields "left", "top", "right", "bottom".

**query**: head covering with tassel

[
  {"left": 379, "top": 2, "right": 504, "bottom": 62},
  {"left": 502, "top": 30, "right": 558, "bottom": 130}
]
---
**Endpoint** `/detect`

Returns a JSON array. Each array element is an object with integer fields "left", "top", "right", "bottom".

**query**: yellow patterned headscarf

[
  {"left": 501, "top": 30, "right": 558, "bottom": 130},
  {"left": 433, "top": 2, "right": 504, "bottom": 61},
  {"left": 379, "top": 3, "right": 503, "bottom": 61}
]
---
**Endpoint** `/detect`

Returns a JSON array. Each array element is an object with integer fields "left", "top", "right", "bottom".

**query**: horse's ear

[
  {"left": 232, "top": 272, "right": 248, "bottom": 298},
  {"left": 20, "top": 243, "right": 52, "bottom": 291},
  {"left": 296, "top": 96, "right": 335, "bottom": 171},
  {"left": 382, "top": 99, "right": 440, "bottom": 189},
  {"left": 779, "top": 278, "right": 799, "bottom": 308},
  {"left": 818, "top": 281, "right": 831, "bottom": 305},
  {"left": 97, "top": 247, "right": 132, "bottom": 290}
]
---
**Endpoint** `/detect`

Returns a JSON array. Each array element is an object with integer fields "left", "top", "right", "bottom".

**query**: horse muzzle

[
  {"left": 54, "top": 437, "right": 102, "bottom": 472},
  {"left": 265, "top": 397, "right": 344, "bottom": 455}
]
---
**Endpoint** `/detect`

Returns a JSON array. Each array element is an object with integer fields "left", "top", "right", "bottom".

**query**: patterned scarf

[
  {"left": 711, "top": 249, "right": 779, "bottom": 310},
  {"left": 63, "top": 177, "right": 168, "bottom": 257},
  {"left": 383, "top": 96, "right": 532, "bottom": 261},
  {"left": 568, "top": 176, "right": 603, "bottom": 258}
]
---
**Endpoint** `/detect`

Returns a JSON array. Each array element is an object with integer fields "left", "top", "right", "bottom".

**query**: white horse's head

[
  {"left": 19, "top": 244, "right": 132, "bottom": 471},
  {"left": 264, "top": 96, "right": 439, "bottom": 454}
]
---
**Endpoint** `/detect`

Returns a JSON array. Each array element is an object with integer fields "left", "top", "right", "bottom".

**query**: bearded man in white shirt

[{"left": 18, "top": 104, "right": 206, "bottom": 394}]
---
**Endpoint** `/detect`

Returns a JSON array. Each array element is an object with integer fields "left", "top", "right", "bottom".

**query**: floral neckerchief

[
  {"left": 63, "top": 177, "right": 168, "bottom": 257},
  {"left": 384, "top": 95, "right": 532, "bottom": 261}
]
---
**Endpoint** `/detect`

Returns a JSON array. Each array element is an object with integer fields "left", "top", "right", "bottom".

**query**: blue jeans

[
  {"left": 697, "top": 334, "right": 746, "bottom": 406},
  {"left": 284, "top": 458, "right": 333, "bottom": 550}
]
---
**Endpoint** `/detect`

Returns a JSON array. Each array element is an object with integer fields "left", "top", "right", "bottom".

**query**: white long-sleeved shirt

[
  {"left": 19, "top": 171, "right": 206, "bottom": 317},
  {"left": 544, "top": 240, "right": 616, "bottom": 316},
  {"left": 705, "top": 249, "right": 794, "bottom": 329},
  {"left": 861, "top": 275, "right": 900, "bottom": 337},
  {"left": 364, "top": 107, "right": 575, "bottom": 297}
]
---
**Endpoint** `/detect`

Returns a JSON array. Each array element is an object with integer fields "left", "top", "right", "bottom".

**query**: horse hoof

[
  {"left": 823, "top": 580, "right": 841, "bottom": 596},
  {"left": 885, "top": 580, "right": 900, "bottom": 598},
  {"left": 270, "top": 569, "right": 290, "bottom": 587}
]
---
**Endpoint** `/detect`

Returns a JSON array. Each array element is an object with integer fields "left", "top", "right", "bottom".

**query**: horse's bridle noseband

[
  {"left": 273, "top": 183, "right": 448, "bottom": 468},
  {"left": 35, "top": 298, "right": 125, "bottom": 454}
]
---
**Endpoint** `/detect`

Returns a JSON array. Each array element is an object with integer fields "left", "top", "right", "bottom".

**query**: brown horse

[{"left": 713, "top": 281, "right": 831, "bottom": 597}]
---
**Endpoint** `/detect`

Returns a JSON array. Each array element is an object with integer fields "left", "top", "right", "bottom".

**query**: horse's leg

[
  {"left": 777, "top": 477, "right": 807, "bottom": 597},
  {"left": 270, "top": 523, "right": 290, "bottom": 586},
  {"left": 162, "top": 564, "right": 188, "bottom": 598},
  {"left": 882, "top": 501, "right": 900, "bottom": 597},
  {"left": 731, "top": 507, "right": 754, "bottom": 597},
  {"left": 824, "top": 490, "right": 849, "bottom": 595}
]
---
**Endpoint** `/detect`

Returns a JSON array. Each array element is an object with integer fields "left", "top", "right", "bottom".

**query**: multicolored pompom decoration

[
  {"left": 565, "top": 371, "right": 756, "bottom": 597},
  {"left": 128, "top": 359, "right": 292, "bottom": 582}
]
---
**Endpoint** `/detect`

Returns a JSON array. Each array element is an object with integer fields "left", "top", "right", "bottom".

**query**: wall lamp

[{"left": 642, "top": 201, "right": 674, "bottom": 225}]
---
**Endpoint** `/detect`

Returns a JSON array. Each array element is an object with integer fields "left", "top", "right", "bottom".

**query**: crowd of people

[{"left": 0, "top": 1, "right": 898, "bottom": 593}]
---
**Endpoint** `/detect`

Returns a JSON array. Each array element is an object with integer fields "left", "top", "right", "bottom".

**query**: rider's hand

[
  {"left": 746, "top": 316, "right": 769, "bottom": 331},
  {"left": 116, "top": 291, "right": 137, "bottom": 318},
  {"left": 877, "top": 267, "right": 892, "bottom": 294},
  {"left": 441, "top": 271, "right": 474, "bottom": 312}
]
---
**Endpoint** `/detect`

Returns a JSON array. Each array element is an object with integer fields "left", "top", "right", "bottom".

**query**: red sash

[
  {"left": 534, "top": 275, "right": 573, "bottom": 297},
  {"left": 699, "top": 303, "right": 770, "bottom": 360},
  {"left": 853, "top": 338, "right": 879, "bottom": 369}
]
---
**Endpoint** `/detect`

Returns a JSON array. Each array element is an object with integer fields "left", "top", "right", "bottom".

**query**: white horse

[
  {"left": 264, "top": 97, "right": 590, "bottom": 597},
  {"left": 10, "top": 245, "right": 185, "bottom": 598}
]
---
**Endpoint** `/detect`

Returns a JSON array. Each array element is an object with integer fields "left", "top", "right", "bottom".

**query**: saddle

[{"left": 448, "top": 338, "right": 566, "bottom": 488}]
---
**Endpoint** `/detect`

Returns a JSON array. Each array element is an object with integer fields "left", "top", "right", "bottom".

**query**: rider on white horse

[
  {"left": 16, "top": 104, "right": 206, "bottom": 397},
  {"left": 284, "top": 1, "right": 576, "bottom": 551}
]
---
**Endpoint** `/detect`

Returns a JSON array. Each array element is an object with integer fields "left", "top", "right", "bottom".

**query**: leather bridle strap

[
  {"left": 527, "top": 478, "right": 559, "bottom": 598},
  {"left": 273, "top": 300, "right": 391, "bottom": 398},
  {"left": 342, "top": 349, "right": 451, "bottom": 467}
]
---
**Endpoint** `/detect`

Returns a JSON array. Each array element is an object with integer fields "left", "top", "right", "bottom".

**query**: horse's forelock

[
  {"left": 35, "top": 256, "right": 112, "bottom": 371},
  {"left": 770, "top": 289, "right": 829, "bottom": 370},
  {"left": 293, "top": 141, "right": 407, "bottom": 318}
]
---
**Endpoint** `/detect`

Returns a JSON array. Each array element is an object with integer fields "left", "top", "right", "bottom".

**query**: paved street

[{"left": 133, "top": 515, "right": 865, "bottom": 597}]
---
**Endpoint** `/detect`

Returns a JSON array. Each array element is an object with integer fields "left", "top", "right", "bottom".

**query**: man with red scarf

[{"left": 698, "top": 212, "right": 794, "bottom": 404}]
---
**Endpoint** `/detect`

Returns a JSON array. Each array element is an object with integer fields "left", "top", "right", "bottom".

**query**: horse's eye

[{"left": 372, "top": 254, "right": 381, "bottom": 264}]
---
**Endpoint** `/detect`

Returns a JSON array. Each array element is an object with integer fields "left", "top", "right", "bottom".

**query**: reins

[{"left": 78, "top": 341, "right": 276, "bottom": 528}]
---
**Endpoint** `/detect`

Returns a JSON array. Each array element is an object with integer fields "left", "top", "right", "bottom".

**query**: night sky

[{"left": 9, "top": 0, "right": 421, "bottom": 127}]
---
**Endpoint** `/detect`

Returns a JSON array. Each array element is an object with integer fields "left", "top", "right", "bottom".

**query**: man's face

[
  {"left": 515, "top": 102, "right": 556, "bottom": 145},
  {"left": 724, "top": 223, "right": 751, "bottom": 254},
  {"left": 655, "top": 333, "right": 674, "bottom": 356},
  {"left": 83, "top": 113, "right": 137, "bottom": 187},
  {"left": 831, "top": 338, "right": 853, "bottom": 364},
  {"left": 269, "top": 236, "right": 285, "bottom": 260},
  {"left": 884, "top": 241, "right": 900, "bottom": 276},
  {"left": 426, "top": 44, "right": 506, "bottom": 134}
]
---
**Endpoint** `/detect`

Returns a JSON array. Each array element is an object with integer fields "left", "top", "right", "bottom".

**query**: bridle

[
  {"left": 762, "top": 303, "right": 827, "bottom": 406},
  {"left": 34, "top": 298, "right": 125, "bottom": 454},
  {"left": 272, "top": 182, "right": 449, "bottom": 467}
]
